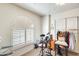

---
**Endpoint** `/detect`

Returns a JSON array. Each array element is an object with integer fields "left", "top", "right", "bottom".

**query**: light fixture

[
  {"left": 56, "top": 3, "right": 65, "bottom": 5},
  {"left": 31, "top": 24, "right": 34, "bottom": 28},
  {"left": 55, "top": 0, "right": 65, "bottom": 5}
]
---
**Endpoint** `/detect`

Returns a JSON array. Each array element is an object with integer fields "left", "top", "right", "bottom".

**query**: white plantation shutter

[
  {"left": 12, "top": 29, "right": 25, "bottom": 46},
  {"left": 12, "top": 28, "right": 34, "bottom": 46},
  {"left": 26, "top": 28, "right": 34, "bottom": 44}
]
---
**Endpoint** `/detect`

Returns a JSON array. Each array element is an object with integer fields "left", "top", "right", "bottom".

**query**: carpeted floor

[
  {"left": 23, "top": 48, "right": 79, "bottom": 56},
  {"left": 23, "top": 48, "right": 41, "bottom": 56}
]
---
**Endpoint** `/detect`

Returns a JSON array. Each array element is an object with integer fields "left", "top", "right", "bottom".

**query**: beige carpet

[
  {"left": 23, "top": 48, "right": 79, "bottom": 56},
  {"left": 23, "top": 48, "right": 41, "bottom": 56}
]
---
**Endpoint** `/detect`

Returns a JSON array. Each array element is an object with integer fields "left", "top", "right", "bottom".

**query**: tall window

[
  {"left": 12, "top": 28, "right": 34, "bottom": 46},
  {"left": 12, "top": 28, "right": 25, "bottom": 46},
  {"left": 26, "top": 28, "right": 34, "bottom": 44}
]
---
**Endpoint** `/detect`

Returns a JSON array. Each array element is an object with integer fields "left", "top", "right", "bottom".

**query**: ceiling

[{"left": 15, "top": 3, "right": 79, "bottom": 16}]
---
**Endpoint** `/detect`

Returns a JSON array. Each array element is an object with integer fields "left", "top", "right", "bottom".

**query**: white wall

[
  {"left": 0, "top": 4, "right": 41, "bottom": 48},
  {"left": 41, "top": 15, "right": 49, "bottom": 34},
  {"left": 52, "top": 8, "right": 79, "bottom": 20}
]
